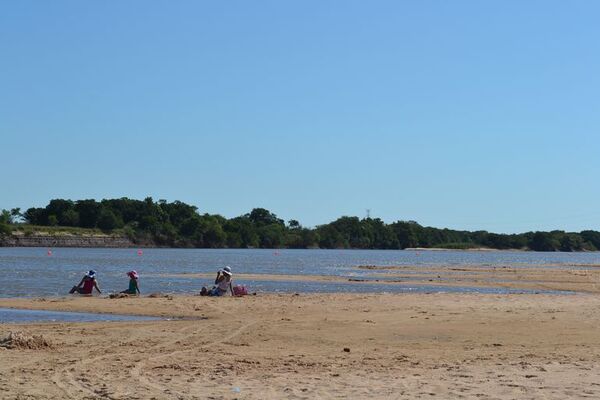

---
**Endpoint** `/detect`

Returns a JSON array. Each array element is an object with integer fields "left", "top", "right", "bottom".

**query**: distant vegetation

[{"left": 2, "top": 198, "right": 600, "bottom": 252}]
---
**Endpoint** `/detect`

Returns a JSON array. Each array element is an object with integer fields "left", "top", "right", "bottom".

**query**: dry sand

[{"left": 1, "top": 291, "right": 600, "bottom": 399}]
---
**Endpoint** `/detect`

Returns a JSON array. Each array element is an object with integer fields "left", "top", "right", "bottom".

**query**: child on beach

[
  {"left": 200, "top": 266, "right": 233, "bottom": 296},
  {"left": 69, "top": 270, "right": 102, "bottom": 295},
  {"left": 121, "top": 270, "right": 141, "bottom": 295}
]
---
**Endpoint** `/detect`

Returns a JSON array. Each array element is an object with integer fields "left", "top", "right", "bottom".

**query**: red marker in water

[
  {"left": 47, "top": 249, "right": 52, "bottom": 256},
  {"left": 137, "top": 249, "right": 143, "bottom": 256}
]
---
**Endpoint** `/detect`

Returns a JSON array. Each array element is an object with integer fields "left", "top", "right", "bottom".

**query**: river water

[
  {"left": 0, "top": 307, "right": 160, "bottom": 324},
  {"left": 1, "top": 247, "right": 599, "bottom": 297}
]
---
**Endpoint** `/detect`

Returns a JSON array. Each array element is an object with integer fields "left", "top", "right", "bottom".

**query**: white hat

[{"left": 221, "top": 266, "right": 232, "bottom": 276}]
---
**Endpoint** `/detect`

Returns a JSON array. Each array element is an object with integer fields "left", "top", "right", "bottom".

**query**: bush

[
  {"left": 0, "top": 222, "right": 10, "bottom": 236},
  {"left": 47, "top": 215, "right": 58, "bottom": 226}
]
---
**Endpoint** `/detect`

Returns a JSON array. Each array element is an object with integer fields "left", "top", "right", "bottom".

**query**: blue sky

[{"left": 2, "top": 1, "right": 599, "bottom": 233}]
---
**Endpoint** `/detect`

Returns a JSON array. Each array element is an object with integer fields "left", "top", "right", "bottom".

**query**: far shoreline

[{"left": 1, "top": 231, "right": 599, "bottom": 253}]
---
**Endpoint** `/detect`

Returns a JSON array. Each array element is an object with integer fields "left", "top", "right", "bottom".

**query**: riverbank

[
  {"left": 1, "top": 293, "right": 600, "bottom": 399},
  {"left": 0, "top": 233, "right": 134, "bottom": 248},
  {"left": 1, "top": 226, "right": 598, "bottom": 252},
  {"left": 1, "top": 227, "right": 135, "bottom": 248}
]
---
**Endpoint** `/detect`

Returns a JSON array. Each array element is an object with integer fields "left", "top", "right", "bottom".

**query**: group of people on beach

[
  {"left": 69, "top": 266, "right": 235, "bottom": 297},
  {"left": 69, "top": 269, "right": 140, "bottom": 296}
]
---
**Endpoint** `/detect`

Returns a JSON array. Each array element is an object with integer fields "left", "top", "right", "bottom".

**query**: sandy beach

[
  {"left": 1, "top": 291, "right": 600, "bottom": 399},
  {"left": 5, "top": 1, "right": 599, "bottom": 398}
]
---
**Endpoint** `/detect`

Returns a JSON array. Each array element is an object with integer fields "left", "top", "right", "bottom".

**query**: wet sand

[
  {"left": 1, "top": 291, "right": 600, "bottom": 399},
  {"left": 158, "top": 264, "right": 600, "bottom": 294}
]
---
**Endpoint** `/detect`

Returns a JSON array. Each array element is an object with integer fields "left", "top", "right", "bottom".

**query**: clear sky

[{"left": 2, "top": 1, "right": 599, "bottom": 233}]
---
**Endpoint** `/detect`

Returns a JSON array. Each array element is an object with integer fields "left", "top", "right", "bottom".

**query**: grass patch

[
  {"left": 10, "top": 224, "right": 125, "bottom": 237},
  {"left": 435, "top": 242, "right": 480, "bottom": 250}
]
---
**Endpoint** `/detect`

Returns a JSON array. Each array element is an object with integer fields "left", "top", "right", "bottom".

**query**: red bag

[{"left": 232, "top": 285, "right": 248, "bottom": 296}]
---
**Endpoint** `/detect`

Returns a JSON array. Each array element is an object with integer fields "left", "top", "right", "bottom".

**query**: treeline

[{"left": 2, "top": 198, "right": 600, "bottom": 252}]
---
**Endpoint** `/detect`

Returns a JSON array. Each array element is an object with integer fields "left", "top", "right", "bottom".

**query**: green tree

[
  {"left": 247, "top": 208, "right": 284, "bottom": 227},
  {"left": 75, "top": 200, "right": 101, "bottom": 228},
  {"left": 0, "top": 209, "right": 11, "bottom": 224},
  {"left": 139, "top": 215, "right": 161, "bottom": 234},
  {"left": 581, "top": 230, "right": 600, "bottom": 250},
  {"left": 224, "top": 216, "right": 259, "bottom": 248},
  {"left": 391, "top": 221, "right": 419, "bottom": 249},
  {"left": 47, "top": 215, "right": 59, "bottom": 226},
  {"left": 317, "top": 225, "right": 347, "bottom": 248},
  {"left": 486, "top": 233, "right": 512, "bottom": 249},
  {"left": 46, "top": 199, "right": 75, "bottom": 223},
  {"left": 529, "top": 231, "right": 559, "bottom": 251},
  {"left": 366, "top": 218, "right": 399, "bottom": 249},
  {"left": 288, "top": 219, "right": 301, "bottom": 229},
  {"left": 325, "top": 216, "right": 371, "bottom": 248},
  {"left": 0, "top": 210, "right": 12, "bottom": 236},
  {"left": 257, "top": 223, "right": 285, "bottom": 248},
  {"left": 225, "top": 231, "right": 242, "bottom": 248},
  {"left": 97, "top": 208, "right": 123, "bottom": 230},
  {"left": 12, "top": 197, "right": 600, "bottom": 251},
  {"left": 10, "top": 208, "right": 22, "bottom": 223},
  {"left": 61, "top": 209, "right": 80, "bottom": 227},
  {"left": 180, "top": 215, "right": 202, "bottom": 237},
  {"left": 559, "top": 233, "right": 584, "bottom": 252},
  {"left": 202, "top": 219, "right": 226, "bottom": 247},
  {"left": 23, "top": 207, "right": 47, "bottom": 225}
]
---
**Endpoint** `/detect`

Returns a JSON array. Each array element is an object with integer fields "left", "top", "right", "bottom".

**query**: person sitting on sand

[
  {"left": 200, "top": 266, "right": 234, "bottom": 296},
  {"left": 69, "top": 270, "right": 101, "bottom": 295},
  {"left": 121, "top": 270, "right": 141, "bottom": 295}
]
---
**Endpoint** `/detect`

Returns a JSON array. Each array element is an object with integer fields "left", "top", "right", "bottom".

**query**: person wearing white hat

[
  {"left": 200, "top": 266, "right": 233, "bottom": 296},
  {"left": 69, "top": 270, "right": 102, "bottom": 295}
]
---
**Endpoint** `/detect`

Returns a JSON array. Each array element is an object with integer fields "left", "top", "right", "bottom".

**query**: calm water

[
  {"left": 1, "top": 247, "right": 598, "bottom": 298},
  {"left": 0, "top": 307, "right": 160, "bottom": 323}
]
